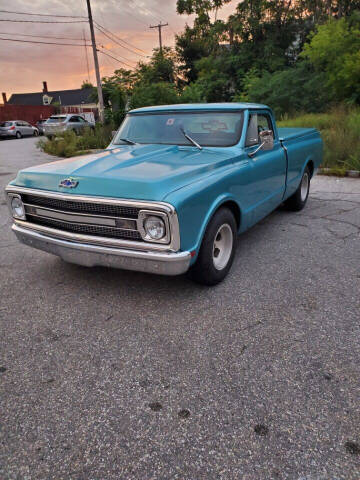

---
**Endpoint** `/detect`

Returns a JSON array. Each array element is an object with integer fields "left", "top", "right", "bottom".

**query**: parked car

[
  {"left": 0, "top": 120, "right": 39, "bottom": 139},
  {"left": 35, "top": 119, "right": 48, "bottom": 135},
  {"left": 6, "top": 103, "right": 323, "bottom": 285},
  {"left": 43, "top": 114, "right": 95, "bottom": 138}
]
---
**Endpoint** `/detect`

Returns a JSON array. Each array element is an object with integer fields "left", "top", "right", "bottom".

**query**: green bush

[
  {"left": 278, "top": 107, "right": 360, "bottom": 170},
  {"left": 37, "top": 125, "right": 114, "bottom": 158}
]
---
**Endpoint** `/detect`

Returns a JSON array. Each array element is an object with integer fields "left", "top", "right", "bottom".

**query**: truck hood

[{"left": 13, "top": 144, "right": 235, "bottom": 201}]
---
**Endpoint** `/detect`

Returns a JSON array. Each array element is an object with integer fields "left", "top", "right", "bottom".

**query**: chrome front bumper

[{"left": 13, "top": 224, "right": 191, "bottom": 276}]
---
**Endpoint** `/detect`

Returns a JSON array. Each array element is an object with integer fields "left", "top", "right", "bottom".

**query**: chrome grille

[
  {"left": 27, "top": 215, "right": 142, "bottom": 240},
  {"left": 22, "top": 194, "right": 140, "bottom": 218}
]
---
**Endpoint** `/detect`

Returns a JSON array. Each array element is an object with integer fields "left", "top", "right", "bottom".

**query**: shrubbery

[
  {"left": 37, "top": 125, "right": 114, "bottom": 158},
  {"left": 278, "top": 107, "right": 360, "bottom": 171}
]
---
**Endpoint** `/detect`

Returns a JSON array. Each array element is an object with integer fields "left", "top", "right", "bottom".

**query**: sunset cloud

[{"left": 0, "top": 0, "right": 237, "bottom": 97}]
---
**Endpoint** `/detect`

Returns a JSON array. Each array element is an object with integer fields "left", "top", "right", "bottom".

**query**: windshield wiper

[
  {"left": 180, "top": 127, "right": 202, "bottom": 150},
  {"left": 118, "top": 137, "right": 137, "bottom": 145}
]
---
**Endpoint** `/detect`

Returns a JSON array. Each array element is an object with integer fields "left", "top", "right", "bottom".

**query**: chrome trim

[
  {"left": 14, "top": 220, "right": 170, "bottom": 252},
  {"left": 6, "top": 193, "right": 26, "bottom": 220},
  {"left": 12, "top": 224, "right": 191, "bottom": 276},
  {"left": 6, "top": 186, "right": 181, "bottom": 251},
  {"left": 137, "top": 210, "right": 170, "bottom": 244},
  {"left": 23, "top": 204, "right": 137, "bottom": 230}
]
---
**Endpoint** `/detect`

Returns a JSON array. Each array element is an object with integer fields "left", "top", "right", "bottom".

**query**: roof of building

[
  {"left": 130, "top": 102, "right": 269, "bottom": 114},
  {"left": 8, "top": 88, "right": 94, "bottom": 106}
]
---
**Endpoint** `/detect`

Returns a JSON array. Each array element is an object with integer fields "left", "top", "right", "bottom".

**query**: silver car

[
  {"left": 0, "top": 120, "right": 39, "bottom": 139},
  {"left": 43, "top": 114, "right": 94, "bottom": 138}
]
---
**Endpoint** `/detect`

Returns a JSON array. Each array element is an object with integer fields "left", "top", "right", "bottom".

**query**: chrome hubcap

[
  {"left": 213, "top": 223, "right": 233, "bottom": 270},
  {"left": 300, "top": 172, "right": 309, "bottom": 202}
]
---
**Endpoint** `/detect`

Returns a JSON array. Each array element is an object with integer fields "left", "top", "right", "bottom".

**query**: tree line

[{"left": 89, "top": 0, "right": 360, "bottom": 123}]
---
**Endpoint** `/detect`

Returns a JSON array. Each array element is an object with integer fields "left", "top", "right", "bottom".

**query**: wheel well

[
  {"left": 217, "top": 200, "right": 241, "bottom": 229},
  {"left": 307, "top": 160, "right": 314, "bottom": 178}
]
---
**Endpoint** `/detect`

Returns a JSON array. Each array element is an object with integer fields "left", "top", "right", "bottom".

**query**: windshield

[
  {"left": 114, "top": 111, "right": 244, "bottom": 147},
  {"left": 47, "top": 117, "right": 66, "bottom": 123}
]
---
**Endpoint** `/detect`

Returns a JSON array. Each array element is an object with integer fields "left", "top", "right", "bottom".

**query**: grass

[
  {"left": 278, "top": 106, "right": 360, "bottom": 171},
  {"left": 37, "top": 124, "right": 114, "bottom": 158}
]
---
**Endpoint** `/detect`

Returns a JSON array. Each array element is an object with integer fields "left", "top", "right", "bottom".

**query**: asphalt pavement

[{"left": 1, "top": 137, "right": 359, "bottom": 479}]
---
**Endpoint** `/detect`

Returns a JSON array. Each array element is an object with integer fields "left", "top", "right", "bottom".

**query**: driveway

[{"left": 1, "top": 137, "right": 359, "bottom": 479}]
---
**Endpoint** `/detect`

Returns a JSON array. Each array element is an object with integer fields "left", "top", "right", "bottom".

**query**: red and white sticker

[{"left": 166, "top": 118, "right": 175, "bottom": 126}]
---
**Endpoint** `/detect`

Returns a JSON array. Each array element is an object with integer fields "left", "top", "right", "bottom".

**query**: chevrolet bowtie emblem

[{"left": 59, "top": 178, "right": 78, "bottom": 188}]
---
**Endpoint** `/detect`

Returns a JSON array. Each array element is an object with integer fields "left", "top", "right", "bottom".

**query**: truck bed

[{"left": 278, "top": 127, "right": 317, "bottom": 141}]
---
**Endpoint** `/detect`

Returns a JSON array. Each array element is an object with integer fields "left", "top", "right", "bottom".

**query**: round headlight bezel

[
  {"left": 137, "top": 210, "right": 170, "bottom": 244},
  {"left": 9, "top": 195, "right": 26, "bottom": 219}
]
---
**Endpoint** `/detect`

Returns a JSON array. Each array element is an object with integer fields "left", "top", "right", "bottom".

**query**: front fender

[{"left": 164, "top": 169, "right": 242, "bottom": 262}]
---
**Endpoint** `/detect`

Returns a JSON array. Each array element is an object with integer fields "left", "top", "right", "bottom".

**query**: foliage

[
  {"left": 237, "top": 61, "right": 331, "bottom": 117},
  {"left": 37, "top": 125, "right": 114, "bottom": 158},
  {"left": 81, "top": 81, "right": 94, "bottom": 89},
  {"left": 130, "top": 82, "right": 180, "bottom": 109},
  {"left": 278, "top": 107, "right": 360, "bottom": 170},
  {"left": 302, "top": 14, "right": 360, "bottom": 103}
]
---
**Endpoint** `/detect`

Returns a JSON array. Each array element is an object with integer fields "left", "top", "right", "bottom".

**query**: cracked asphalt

[{"left": 1, "top": 137, "right": 359, "bottom": 480}]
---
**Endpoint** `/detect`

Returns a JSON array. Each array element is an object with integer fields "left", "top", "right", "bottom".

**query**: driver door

[{"left": 242, "top": 112, "right": 287, "bottom": 225}]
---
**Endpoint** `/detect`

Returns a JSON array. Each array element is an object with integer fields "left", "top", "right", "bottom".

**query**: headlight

[
  {"left": 9, "top": 195, "right": 26, "bottom": 219},
  {"left": 137, "top": 210, "right": 170, "bottom": 243},
  {"left": 144, "top": 216, "right": 165, "bottom": 240}
]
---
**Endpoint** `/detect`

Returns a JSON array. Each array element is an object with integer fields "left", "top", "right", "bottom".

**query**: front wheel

[
  {"left": 189, "top": 208, "right": 237, "bottom": 286},
  {"left": 284, "top": 166, "right": 311, "bottom": 211},
  {"left": 33, "top": 130, "right": 39, "bottom": 137}
]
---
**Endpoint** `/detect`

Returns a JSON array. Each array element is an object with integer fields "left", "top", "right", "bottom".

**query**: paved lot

[{"left": 1, "top": 137, "right": 359, "bottom": 479}]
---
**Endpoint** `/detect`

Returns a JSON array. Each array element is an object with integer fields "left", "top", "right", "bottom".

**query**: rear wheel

[
  {"left": 284, "top": 166, "right": 310, "bottom": 211},
  {"left": 16, "top": 131, "right": 22, "bottom": 139},
  {"left": 189, "top": 207, "right": 237, "bottom": 286}
]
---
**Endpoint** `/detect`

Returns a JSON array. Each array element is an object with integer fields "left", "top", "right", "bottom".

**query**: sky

[{"left": 0, "top": 0, "right": 238, "bottom": 99}]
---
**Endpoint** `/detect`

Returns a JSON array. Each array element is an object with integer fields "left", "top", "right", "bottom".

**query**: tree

[
  {"left": 130, "top": 82, "right": 180, "bottom": 109},
  {"left": 302, "top": 14, "right": 360, "bottom": 103},
  {"left": 81, "top": 81, "right": 94, "bottom": 89}
]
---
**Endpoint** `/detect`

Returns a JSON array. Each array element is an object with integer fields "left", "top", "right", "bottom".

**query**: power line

[
  {"left": 0, "top": 19, "right": 88, "bottom": 24},
  {"left": 94, "top": 22, "right": 148, "bottom": 56},
  {"left": 99, "top": 44, "right": 137, "bottom": 65},
  {"left": 0, "top": 9, "right": 86, "bottom": 18},
  {"left": 97, "top": 50, "right": 135, "bottom": 69},
  {"left": 0, "top": 37, "right": 92, "bottom": 47},
  {"left": 0, "top": 31, "right": 89, "bottom": 41},
  {"left": 95, "top": 26, "right": 147, "bottom": 59}
]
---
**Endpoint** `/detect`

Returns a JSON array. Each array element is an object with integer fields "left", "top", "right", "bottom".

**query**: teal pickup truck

[{"left": 6, "top": 103, "right": 322, "bottom": 285}]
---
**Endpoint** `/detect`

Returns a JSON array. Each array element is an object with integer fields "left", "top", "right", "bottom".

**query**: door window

[
  {"left": 245, "top": 113, "right": 274, "bottom": 147},
  {"left": 69, "top": 116, "right": 80, "bottom": 122}
]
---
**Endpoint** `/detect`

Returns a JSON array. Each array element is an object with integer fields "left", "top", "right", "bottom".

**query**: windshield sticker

[{"left": 166, "top": 118, "right": 175, "bottom": 126}]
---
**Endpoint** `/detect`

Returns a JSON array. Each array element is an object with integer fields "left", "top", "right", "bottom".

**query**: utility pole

[
  {"left": 86, "top": 0, "right": 104, "bottom": 123},
  {"left": 83, "top": 29, "right": 90, "bottom": 83},
  {"left": 149, "top": 22, "right": 168, "bottom": 54}
]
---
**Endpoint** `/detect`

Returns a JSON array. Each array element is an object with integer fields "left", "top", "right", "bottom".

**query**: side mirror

[
  {"left": 259, "top": 129, "right": 274, "bottom": 150},
  {"left": 248, "top": 130, "right": 274, "bottom": 158}
]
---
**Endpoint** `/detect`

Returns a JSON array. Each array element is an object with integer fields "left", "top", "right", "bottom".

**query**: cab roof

[{"left": 129, "top": 102, "right": 269, "bottom": 114}]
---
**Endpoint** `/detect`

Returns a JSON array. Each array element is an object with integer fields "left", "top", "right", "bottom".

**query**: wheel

[
  {"left": 284, "top": 166, "right": 310, "bottom": 211},
  {"left": 189, "top": 207, "right": 237, "bottom": 286},
  {"left": 16, "top": 131, "right": 22, "bottom": 139},
  {"left": 33, "top": 130, "right": 39, "bottom": 137}
]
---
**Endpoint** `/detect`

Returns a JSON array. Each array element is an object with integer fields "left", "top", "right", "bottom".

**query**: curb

[{"left": 318, "top": 168, "right": 360, "bottom": 178}]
